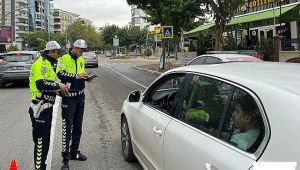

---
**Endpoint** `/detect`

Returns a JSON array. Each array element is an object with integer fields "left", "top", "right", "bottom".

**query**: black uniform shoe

[
  {"left": 70, "top": 151, "right": 87, "bottom": 161},
  {"left": 61, "top": 162, "right": 69, "bottom": 170}
]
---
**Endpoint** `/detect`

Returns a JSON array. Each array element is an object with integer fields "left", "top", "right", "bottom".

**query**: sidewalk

[{"left": 134, "top": 59, "right": 184, "bottom": 76}]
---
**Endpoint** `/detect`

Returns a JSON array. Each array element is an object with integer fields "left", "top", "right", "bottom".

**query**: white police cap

[
  {"left": 45, "top": 41, "right": 61, "bottom": 51},
  {"left": 73, "top": 39, "right": 87, "bottom": 49}
]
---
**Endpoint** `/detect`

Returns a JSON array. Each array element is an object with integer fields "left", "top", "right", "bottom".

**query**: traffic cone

[{"left": 9, "top": 159, "right": 18, "bottom": 170}]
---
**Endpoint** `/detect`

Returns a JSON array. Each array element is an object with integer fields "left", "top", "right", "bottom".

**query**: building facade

[
  {"left": 2, "top": 0, "right": 29, "bottom": 49},
  {"left": 53, "top": 9, "right": 79, "bottom": 33},
  {"left": 130, "top": 5, "right": 149, "bottom": 29}
]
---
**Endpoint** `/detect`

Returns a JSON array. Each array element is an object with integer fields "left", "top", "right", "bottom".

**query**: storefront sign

[
  {"left": 177, "top": 52, "right": 197, "bottom": 62},
  {"left": 238, "top": 0, "right": 275, "bottom": 12}
]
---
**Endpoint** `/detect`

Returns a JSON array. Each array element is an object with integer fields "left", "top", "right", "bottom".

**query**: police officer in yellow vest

[
  {"left": 56, "top": 39, "right": 89, "bottom": 170},
  {"left": 29, "top": 41, "right": 69, "bottom": 170}
]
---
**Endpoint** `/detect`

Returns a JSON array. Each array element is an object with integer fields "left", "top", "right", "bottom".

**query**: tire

[
  {"left": 95, "top": 64, "right": 98, "bottom": 68},
  {"left": 121, "top": 117, "right": 135, "bottom": 162}
]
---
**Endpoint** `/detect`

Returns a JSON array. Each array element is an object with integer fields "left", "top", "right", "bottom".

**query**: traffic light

[{"left": 35, "top": 0, "right": 39, "bottom": 12}]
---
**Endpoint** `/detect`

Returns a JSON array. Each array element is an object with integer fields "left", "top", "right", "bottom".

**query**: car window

[
  {"left": 205, "top": 57, "right": 222, "bottom": 64},
  {"left": 178, "top": 75, "right": 233, "bottom": 136},
  {"left": 145, "top": 73, "right": 186, "bottom": 114},
  {"left": 2, "top": 54, "right": 32, "bottom": 62},
  {"left": 220, "top": 88, "right": 265, "bottom": 153},
  {"left": 188, "top": 57, "right": 206, "bottom": 65}
]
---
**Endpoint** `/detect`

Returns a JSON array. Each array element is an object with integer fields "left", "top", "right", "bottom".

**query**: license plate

[{"left": 11, "top": 66, "right": 24, "bottom": 70}]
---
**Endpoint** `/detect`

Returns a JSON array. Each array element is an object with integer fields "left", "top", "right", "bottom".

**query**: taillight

[{"left": 0, "top": 59, "right": 8, "bottom": 65}]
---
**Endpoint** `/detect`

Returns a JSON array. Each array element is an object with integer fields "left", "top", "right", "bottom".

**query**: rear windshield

[{"left": 2, "top": 54, "right": 32, "bottom": 62}]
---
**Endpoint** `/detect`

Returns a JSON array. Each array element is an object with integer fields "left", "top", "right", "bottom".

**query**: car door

[
  {"left": 131, "top": 73, "right": 186, "bottom": 170},
  {"left": 163, "top": 74, "right": 266, "bottom": 170}
]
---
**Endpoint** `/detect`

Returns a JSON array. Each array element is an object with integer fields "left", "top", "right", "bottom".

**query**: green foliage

[
  {"left": 19, "top": 20, "right": 103, "bottom": 51},
  {"left": 6, "top": 45, "right": 19, "bottom": 52},
  {"left": 19, "top": 32, "right": 48, "bottom": 50},
  {"left": 144, "top": 48, "right": 152, "bottom": 57},
  {"left": 203, "top": 0, "right": 246, "bottom": 50},
  {"left": 66, "top": 19, "right": 103, "bottom": 50},
  {"left": 127, "top": 0, "right": 205, "bottom": 36},
  {"left": 101, "top": 25, "right": 148, "bottom": 48},
  {"left": 257, "top": 38, "right": 274, "bottom": 61}
]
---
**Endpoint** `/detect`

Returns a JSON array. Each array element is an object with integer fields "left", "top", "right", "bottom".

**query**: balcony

[
  {"left": 16, "top": 0, "right": 28, "bottom": 4},
  {"left": 16, "top": 22, "right": 28, "bottom": 27},
  {"left": 16, "top": 30, "right": 28, "bottom": 34},
  {"left": 16, "top": 14, "right": 28, "bottom": 19}
]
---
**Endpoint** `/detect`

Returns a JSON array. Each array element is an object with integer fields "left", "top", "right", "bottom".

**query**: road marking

[
  {"left": 104, "top": 64, "right": 147, "bottom": 89},
  {"left": 46, "top": 96, "right": 61, "bottom": 170}
]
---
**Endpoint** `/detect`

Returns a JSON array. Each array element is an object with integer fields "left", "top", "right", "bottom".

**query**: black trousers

[
  {"left": 61, "top": 95, "right": 85, "bottom": 161},
  {"left": 29, "top": 106, "right": 53, "bottom": 170}
]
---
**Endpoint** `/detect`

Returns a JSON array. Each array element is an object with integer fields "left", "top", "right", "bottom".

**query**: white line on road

[
  {"left": 104, "top": 60, "right": 147, "bottom": 89},
  {"left": 46, "top": 96, "right": 61, "bottom": 170}
]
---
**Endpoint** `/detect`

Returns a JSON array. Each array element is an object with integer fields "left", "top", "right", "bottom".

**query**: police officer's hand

[
  {"left": 59, "top": 83, "right": 69, "bottom": 95},
  {"left": 78, "top": 72, "right": 89, "bottom": 80}
]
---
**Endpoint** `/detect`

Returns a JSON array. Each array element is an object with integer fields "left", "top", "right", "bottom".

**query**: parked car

[
  {"left": 0, "top": 51, "right": 39, "bottom": 87},
  {"left": 187, "top": 54, "right": 262, "bottom": 65},
  {"left": 121, "top": 62, "right": 300, "bottom": 170},
  {"left": 105, "top": 51, "right": 112, "bottom": 57},
  {"left": 83, "top": 52, "right": 98, "bottom": 67},
  {"left": 116, "top": 52, "right": 125, "bottom": 57}
]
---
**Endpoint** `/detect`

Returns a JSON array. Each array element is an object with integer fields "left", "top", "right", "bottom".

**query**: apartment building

[
  {"left": 2, "top": 0, "right": 29, "bottom": 49},
  {"left": 130, "top": 5, "right": 149, "bottom": 29},
  {"left": 53, "top": 9, "right": 79, "bottom": 33}
]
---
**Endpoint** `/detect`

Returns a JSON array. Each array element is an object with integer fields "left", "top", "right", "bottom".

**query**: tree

[
  {"left": 101, "top": 25, "right": 120, "bottom": 46},
  {"left": 127, "top": 0, "right": 206, "bottom": 67},
  {"left": 101, "top": 25, "right": 148, "bottom": 54},
  {"left": 19, "top": 32, "right": 48, "bottom": 50},
  {"left": 66, "top": 20, "right": 103, "bottom": 50},
  {"left": 6, "top": 45, "right": 19, "bottom": 52},
  {"left": 203, "top": 0, "right": 246, "bottom": 50}
]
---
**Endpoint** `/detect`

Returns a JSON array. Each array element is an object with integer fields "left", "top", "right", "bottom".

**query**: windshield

[{"left": 2, "top": 54, "right": 32, "bottom": 62}]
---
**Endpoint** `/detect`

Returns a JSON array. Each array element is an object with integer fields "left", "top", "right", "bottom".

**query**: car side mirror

[{"left": 128, "top": 90, "right": 142, "bottom": 102}]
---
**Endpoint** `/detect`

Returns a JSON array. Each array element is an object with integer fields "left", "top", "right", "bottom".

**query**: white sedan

[
  {"left": 187, "top": 53, "right": 262, "bottom": 65},
  {"left": 121, "top": 62, "right": 300, "bottom": 170}
]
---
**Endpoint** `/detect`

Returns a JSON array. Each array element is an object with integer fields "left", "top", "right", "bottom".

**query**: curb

[{"left": 134, "top": 67, "right": 162, "bottom": 76}]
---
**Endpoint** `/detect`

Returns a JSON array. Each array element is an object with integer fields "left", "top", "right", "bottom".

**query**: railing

[{"left": 281, "top": 38, "right": 300, "bottom": 51}]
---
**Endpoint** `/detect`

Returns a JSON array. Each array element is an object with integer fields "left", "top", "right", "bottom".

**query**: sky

[{"left": 53, "top": 0, "right": 132, "bottom": 27}]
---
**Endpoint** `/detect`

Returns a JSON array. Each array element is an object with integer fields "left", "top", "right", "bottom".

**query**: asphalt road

[{"left": 0, "top": 55, "right": 158, "bottom": 170}]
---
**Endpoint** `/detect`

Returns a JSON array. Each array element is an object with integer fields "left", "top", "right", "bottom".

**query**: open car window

[{"left": 145, "top": 73, "right": 186, "bottom": 115}]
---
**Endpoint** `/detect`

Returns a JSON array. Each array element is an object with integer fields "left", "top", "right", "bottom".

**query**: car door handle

[
  {"left": 205, "top": 163, "right": 218, "bottom": 170},
  {"left": 153, "top": 127, "right": 163, "bottom": 136}
]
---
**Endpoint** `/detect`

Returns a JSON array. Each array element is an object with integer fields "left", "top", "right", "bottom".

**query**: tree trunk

[{"left": 214, "top": 18, "right": 225, "bottom": 51}]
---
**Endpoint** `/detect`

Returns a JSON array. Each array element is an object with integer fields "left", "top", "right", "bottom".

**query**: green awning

[
  {"left": 228, "top": 4, "right": 298, "bottom": 25},
  {"left": 184, "top": 23, "right": 215, "bottom": 37}
]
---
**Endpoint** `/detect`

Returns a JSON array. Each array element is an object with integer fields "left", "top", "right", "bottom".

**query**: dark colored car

[{"left": 0, "top": 51, "right": 40, "bottom": 87}]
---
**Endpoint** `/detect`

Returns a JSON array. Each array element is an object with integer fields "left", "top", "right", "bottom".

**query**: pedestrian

[
  {"left": 56, "top": 39, "right": 89, "bottom": 170},
  {"left": 29, "top": 41, "right": 69, "bottom": 170}
]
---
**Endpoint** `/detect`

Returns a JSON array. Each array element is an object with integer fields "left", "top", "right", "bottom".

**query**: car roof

[
  {"left": 5, "top": 51, "right": 39, "bottom": 55},
  {"left": 198, "top": 54, "right": 262, "bottom": 62},
  {"left": 169, "top": 62, "right": 300, "bottom": 96}
]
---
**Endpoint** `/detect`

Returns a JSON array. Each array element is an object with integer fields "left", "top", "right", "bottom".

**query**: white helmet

[
  {"left": 45, "top": 41, "right": 61, "bottom": 51},
  {"left": 73, "top": 39, "right": 87, "bottom": 49}
]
